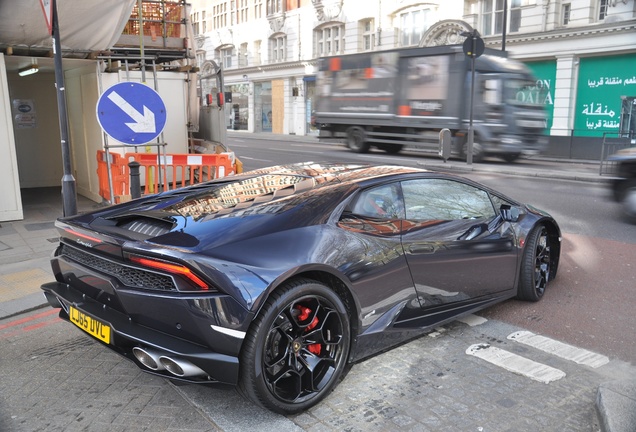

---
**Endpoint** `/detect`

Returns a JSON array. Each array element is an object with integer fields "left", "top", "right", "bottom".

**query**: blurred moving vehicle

[
  {"left": 608, "top": 146, "right": 636, "bottom": 223},
  {"left": 315, "top": 45, "right": 548, "bottom": 162},
  {"left": 41, "top": 163, "right": 561, "bottom": 414}
]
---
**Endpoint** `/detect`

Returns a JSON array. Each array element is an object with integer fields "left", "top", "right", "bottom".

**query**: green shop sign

[
  {"left": 574, "top": 53, "right": 636, "bottom": 137},
  {"left": 524, "top": 60, "right": 556, "bottom": 132}
]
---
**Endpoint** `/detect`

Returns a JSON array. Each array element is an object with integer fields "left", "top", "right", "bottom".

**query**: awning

[{"left": 0, "top": 0, "right": 136, "bottom": 54}]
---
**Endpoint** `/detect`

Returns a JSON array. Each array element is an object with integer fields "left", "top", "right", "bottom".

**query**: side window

[
  {"left": 402, "top": 179, "right": 496, "bottom": 221},
  {"left": 351, "top": 184, "right": 403, "bottom": 219}
]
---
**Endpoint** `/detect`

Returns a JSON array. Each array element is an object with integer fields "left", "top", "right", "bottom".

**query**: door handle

[{"left": 408, "top": 244, "right": 435, "bottom": 254}]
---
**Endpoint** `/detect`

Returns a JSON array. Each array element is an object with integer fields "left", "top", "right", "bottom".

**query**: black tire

[
  {"left": 238, "top": 279, "right": 351, "bottom": 414},
  {"left": 346, "top": 128, "right": 370, "bottom": 153},
  {"left": 501, "top": 153, "right": 521, "bottom": 163},
  {"left": 517, "top": 225, "right": 551, "bottom": 302},
  {"left": 461, "top": 139, "right": 484, "bottom": 162},
  {"left": 620, "top": 179, "right": 636, "bottom": 224},
  {"left": 379, "top": 144, "right": 403, "bottom": 154}
]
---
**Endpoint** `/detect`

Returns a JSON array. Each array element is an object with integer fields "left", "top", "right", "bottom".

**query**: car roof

[{"left": 129, "top": 163, "right": 426, "bottom": 219}]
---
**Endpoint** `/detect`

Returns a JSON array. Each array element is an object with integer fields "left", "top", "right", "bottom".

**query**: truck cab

[{"left": 472, "top": 70, "right": 548, "bottom": 162}]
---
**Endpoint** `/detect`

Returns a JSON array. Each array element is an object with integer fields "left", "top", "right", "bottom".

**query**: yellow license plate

[{"left": 69, "top": 306, "right": 111, "bottom": 344}]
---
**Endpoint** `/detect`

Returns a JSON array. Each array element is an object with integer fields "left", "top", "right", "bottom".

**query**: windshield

[{"left": 505, "top": 78, "right": 548, "bottom": 107}]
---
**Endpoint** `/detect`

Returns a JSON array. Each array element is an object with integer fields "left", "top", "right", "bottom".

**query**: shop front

[
  {"left": 226, "top": 83, "right": 249, "bottom": 131},
  {"left": 254, "top": 81, "right": 273, "bottom": 132}
]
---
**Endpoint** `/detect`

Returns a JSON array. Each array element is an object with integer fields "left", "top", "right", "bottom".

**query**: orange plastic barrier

[
  {"left": 125, "top": 152, "right": 234, "bottom": 195},
  {"left": 97, "top": 150, "right": 235, "bottom": 202},
  {"left": 96, "top": 150, "right": 128, "bottom": 202}
]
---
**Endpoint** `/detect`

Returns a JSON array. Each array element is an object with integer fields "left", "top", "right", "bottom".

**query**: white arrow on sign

[{"left": 107, "top": 91, "right": 156, "bottom": 133}]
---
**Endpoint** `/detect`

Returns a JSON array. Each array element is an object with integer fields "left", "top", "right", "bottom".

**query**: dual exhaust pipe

[{"left": 132, "top": 347, "right": 208, "bottom": 378}]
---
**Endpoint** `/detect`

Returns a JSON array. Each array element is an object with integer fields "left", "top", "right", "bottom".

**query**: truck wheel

[
  {"left": 621, "top": 179, "right": 636, "bottom": 224},
  {"left": 346, "top": 128, "right": 370, "bottom": 153},
  {"left": 461, "top": 140, "right": 484, "bottom": 162},
  {"left": 378, "top": 144, "right": 403, "bottom": 154},
  {"left": 501, "top": 153, "right": 521, "bottom": 163}
]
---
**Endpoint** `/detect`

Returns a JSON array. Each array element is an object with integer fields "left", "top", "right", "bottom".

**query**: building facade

[{"left": 190, "top": 0, "right": 635, "bottom": 156}]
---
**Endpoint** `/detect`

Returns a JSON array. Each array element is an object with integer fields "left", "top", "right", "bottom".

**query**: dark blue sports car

[{"left": 41, "top": 162, "right": 561, "bottom": 414}]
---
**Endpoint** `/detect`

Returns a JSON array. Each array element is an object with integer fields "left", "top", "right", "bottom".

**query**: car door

[
  {"left": 337, "top": 182, "right": 421, "bottom": 325},
  {"left": 399, "top": 178, "right": 518, "bottom": 308}
]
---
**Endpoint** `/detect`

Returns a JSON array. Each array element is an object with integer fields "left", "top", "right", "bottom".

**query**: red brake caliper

[{"left": 296, "top": 305, "right": 321, "bottom": 355}]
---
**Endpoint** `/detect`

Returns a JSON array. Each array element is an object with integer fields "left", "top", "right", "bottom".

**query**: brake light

[{"left": 130, "top": 256, "right": 209, "bottom": 290}]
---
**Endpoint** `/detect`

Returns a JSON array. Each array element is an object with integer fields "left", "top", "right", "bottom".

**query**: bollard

[{"left": 128, "top": 161, "right": 141, "bottom": 199}]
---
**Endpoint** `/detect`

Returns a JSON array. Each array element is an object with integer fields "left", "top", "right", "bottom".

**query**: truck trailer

[{"left": 314, "top": 45, "right": 548, "bottom": 162}]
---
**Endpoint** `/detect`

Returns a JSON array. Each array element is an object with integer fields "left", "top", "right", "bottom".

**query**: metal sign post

[
  {"left": 462, "top": 30, "right": 485, "bottom": 165},
  {"left": 50, "top": 0, "right": 78, "bottom": 216}
]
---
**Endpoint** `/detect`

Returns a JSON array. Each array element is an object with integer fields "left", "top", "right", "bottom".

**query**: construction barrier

[
  {"left": 97, "top": 150, "right": 235, "bottom": 203},
  {"left": 96, "top": 150, "right": 128, "bottom": 202}
]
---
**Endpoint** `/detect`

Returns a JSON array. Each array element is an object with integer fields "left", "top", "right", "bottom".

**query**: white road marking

[
  {"left": 466, "top": 343, "right": 566, "bottom": 383},
  {"left": 507, "top": 331, "right": 609, "bottom": 368},
  {"left": 238, "top": 156, "right": 272, "bottom": 162},
  {"left": 456, "top": 314, "right": 488, "bottom": 327}
]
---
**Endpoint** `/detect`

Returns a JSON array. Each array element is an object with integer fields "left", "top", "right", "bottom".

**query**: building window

[
  {"left": 219, "top": 46, "right": 233, "bottom": 68},
  {"left": 213, "top": 3, "right": 228, "bottom": 29},
  {"left": 192, "top": 12, "right": 200, "bottom": 34},
  {"left": 360, "top": 19, "right": 375, "bottom": 51},
  {"left": 482, "top": 0, "right": 529, "bottom": 36},
  {"left": 270, "top": 34, "right": 286, "bottom": 63},
  {"left": 315, "top": 24, "right": 344, "bottom": 57},
  {"left": 267, "top": 0, "right": 283, "bottom": 15},
  {"left": 482, "top": 0, "right": 503, "bottom": 36},
  {"left": 202, "top": 10, "right": 207, "bottom": 33},
  {"left": 236, "top": 0, "right": 247, "bottom": 23},
  {"left": 509, "top": 0, "right": 521, "bottom": 32},
  {"left": 254, "top": 40, "right": 262, "bottom": 65},
  {"left": 239, "top": 43, "right": 248, "bottom": 67},
  {"left": 255, "top": 0, "right": 263, "bottom": 19},
  {"left": 399, "top": 8, "right": 431, "bottom": 46},
  {"left": 598, "top": 0, "right": 608, "bottom": 20},
  {"left": 562, "top": 3, "right": 571, "bottom": 25}
]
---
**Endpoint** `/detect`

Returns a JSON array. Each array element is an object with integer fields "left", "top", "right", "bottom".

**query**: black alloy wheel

[
  {"left": 238, "top": 279, "right": 351, "bottom": 414},
  {"left": 517, "top": 225, "right": 551, "bottom": 302}
]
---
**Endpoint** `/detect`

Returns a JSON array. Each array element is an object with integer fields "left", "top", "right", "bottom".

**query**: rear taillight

[{"left": 129, "top": 256, "right": 209, "bottom": 290}]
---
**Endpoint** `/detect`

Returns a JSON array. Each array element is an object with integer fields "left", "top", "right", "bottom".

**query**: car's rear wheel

[
  {"left": 517, "top": 225, "right": 551, "bottom": 302},
  {"left": 238, "top": 279, "right": 351, "bottom": 414}
]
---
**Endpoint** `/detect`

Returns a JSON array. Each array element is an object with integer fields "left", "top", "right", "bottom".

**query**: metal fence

[{"left": 599, "top": 132, "right": 635, "bottom": 175}]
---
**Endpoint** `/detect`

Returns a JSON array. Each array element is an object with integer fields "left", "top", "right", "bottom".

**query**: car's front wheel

[
  {"left": 238, "top": 279, "right": 351, "bottom": 414},
  {"left": 517, "top": 225, "right": 551, "bottom": 302}
]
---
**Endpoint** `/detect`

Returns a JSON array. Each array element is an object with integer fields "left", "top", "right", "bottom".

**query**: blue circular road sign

[{"left": 96, "top": 82, "right": 167, "bottom": 145}]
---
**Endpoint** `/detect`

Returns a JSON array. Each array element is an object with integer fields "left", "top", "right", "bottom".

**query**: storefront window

[
  {"left": 254, "top": 81, "right": 272, "bottom": 133},
  {"left": 305, "top": 79, "right": 317, "bottom": 135},
  {"left": 226, "top": 84, "right": 249, "bottom": 130}
]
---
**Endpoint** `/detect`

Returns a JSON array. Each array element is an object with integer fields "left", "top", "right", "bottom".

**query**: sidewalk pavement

[{"left": 0, "top": 139, "right": 632, "bottom": 432}]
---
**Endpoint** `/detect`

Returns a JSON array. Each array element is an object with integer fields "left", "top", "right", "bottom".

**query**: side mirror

[{"left": 500, "top": 204, "right": 520, "bottom": 222}]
